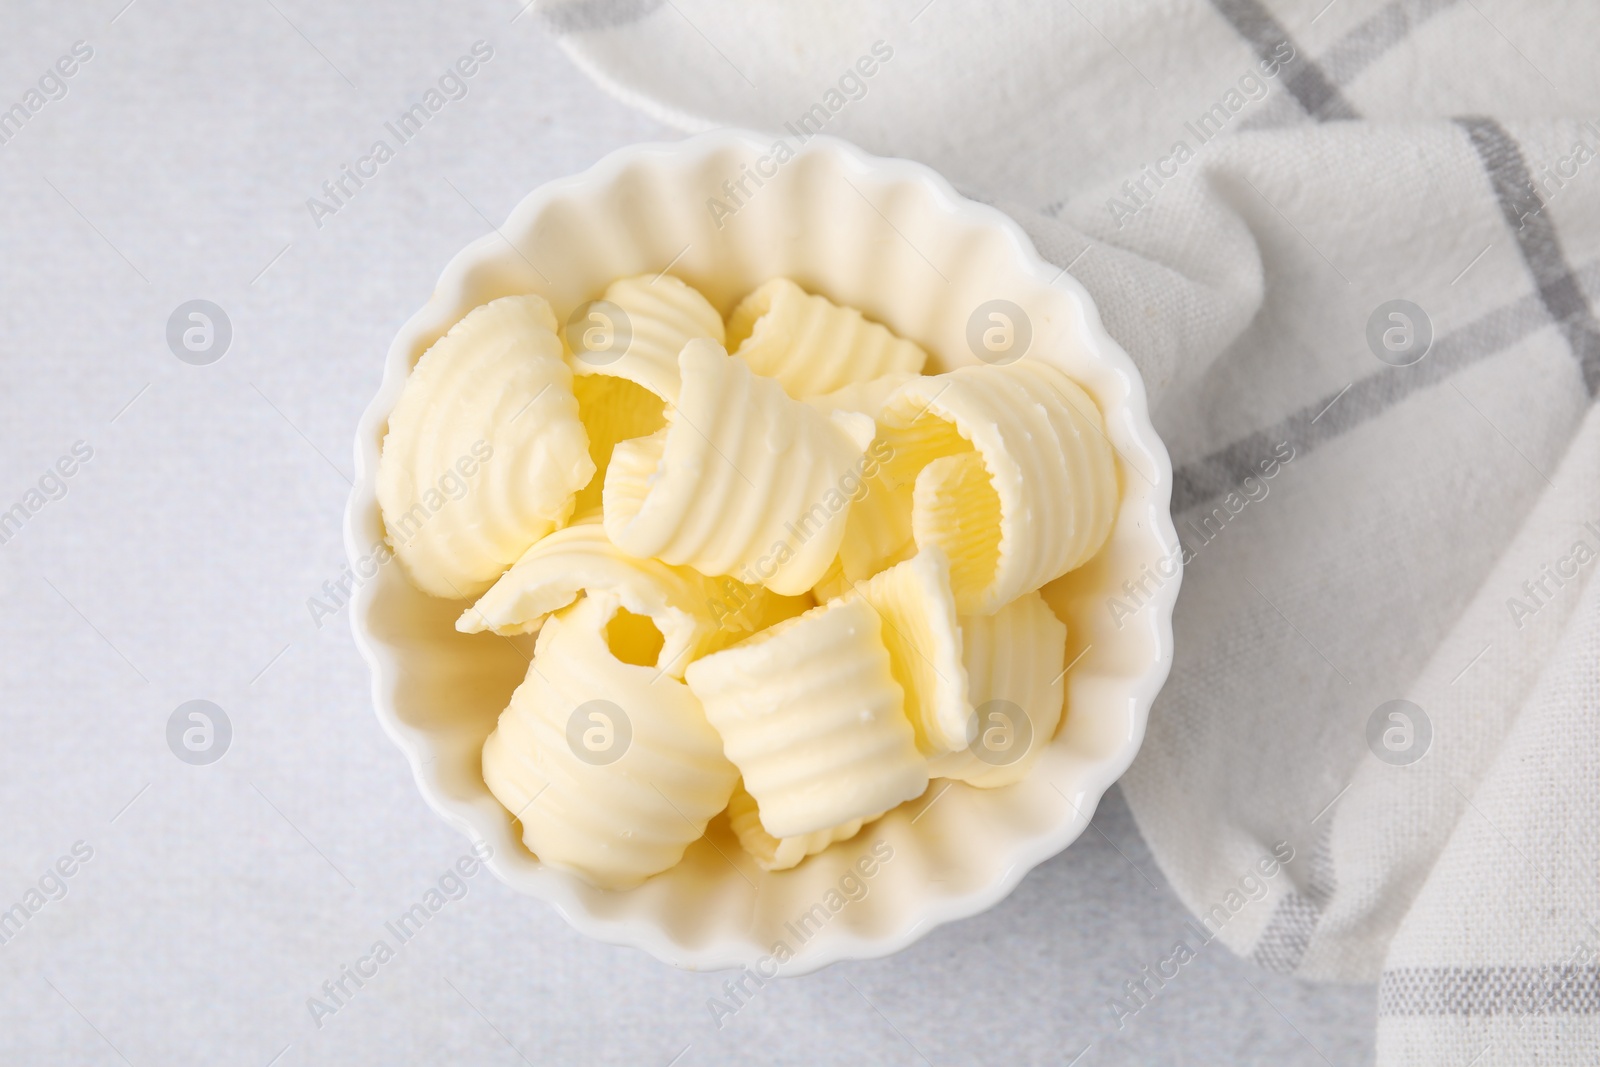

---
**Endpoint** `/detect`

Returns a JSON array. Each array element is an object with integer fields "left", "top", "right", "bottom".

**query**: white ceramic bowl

[{"left": 346, "top": 130, "right": 1180, "bottom": 974}]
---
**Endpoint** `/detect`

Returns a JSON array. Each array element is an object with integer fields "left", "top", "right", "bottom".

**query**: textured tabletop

[{"left": 0, "top": 2, "right": 1373, "bottom": 1063}]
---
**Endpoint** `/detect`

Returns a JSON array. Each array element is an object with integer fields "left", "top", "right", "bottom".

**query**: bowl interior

[{"left": 348, "top": 132, "right": 1177, "bottom": 972}]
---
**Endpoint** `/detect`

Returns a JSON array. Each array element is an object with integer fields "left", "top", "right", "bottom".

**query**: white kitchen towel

[{"left": 532, "top": 1, "right": 1600, "bottom": 1062}]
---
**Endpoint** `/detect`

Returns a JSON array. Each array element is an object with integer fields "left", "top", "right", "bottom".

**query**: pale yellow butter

[
  {"left": 459, "top": 515, "right": 809, "bottom": 677},
  {"left": 603, "top": 339, "right": 875, "bottom": 596},
  {"left": 685, "top": 595, "right": 928, "bottom": 839},
  {"left": 928, "top": 590, "right": 1068, "bottom": 787},
  {"left": 387, "top": 275, "right": 1119, "bottom": 886},
  {"left": 567, "top": 273, "right": 725, "bottom": 405},
  {"left": 725, "top": 781, "right": 879, "bottom": 872},
  {"left": 880, "top": 361, "right": 1118, "bottom": 614},
  {"left": 566, "top": 274, "right": 724, "bottom": 514},
  {"left": 727, "top": 278, "right": 927, "bottom": 398},
  {"left": 851, "top": 547, "right": 971, "bottom": 756},
  {"left": 481, "top": 594, "right": 738, "bottom": 890},
  {"left": 377, "top": 294, "right": 593, "bottom": 599},
  {"left": 457, "top": 516, "right": 717, "bottom": 677}
]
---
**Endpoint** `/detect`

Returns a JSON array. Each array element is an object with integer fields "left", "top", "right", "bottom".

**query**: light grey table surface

[{"left": 0, "top": 2, "right": 1375, "bottom": 1063}]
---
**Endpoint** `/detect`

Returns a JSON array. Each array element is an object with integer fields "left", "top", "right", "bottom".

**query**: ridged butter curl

[
  {"left": 458, "top": 516, "right": 809, "bottom": 677},
  {"left": 377, "top": 294, "right": 593, "bottom": 599},
  {"left": 685, "top": 595, "right": 928, "bottom": 839},
  {"left": 566, "top": 274, "right": 725, "bottom": 515},
  {"left": 725, "top": 781, "right": 878, "bottom": 872},
  {"left": 852, "top": 548, "right": 971, "bottom": 756},
  {"left": 727, "top": 278, "right": 927, "bottom": 398},
  {"left": 928, "top": 591, "right": 1068, "bottom": 788},
  {"left": 603, "top": 340, "right": 875, "bottom": 596},
  {"left": 481, "top": 594, "right": 738, "bottom": 890},
  {"left": 880, "top": 361, "right": 1118, "bottom": 614}
]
